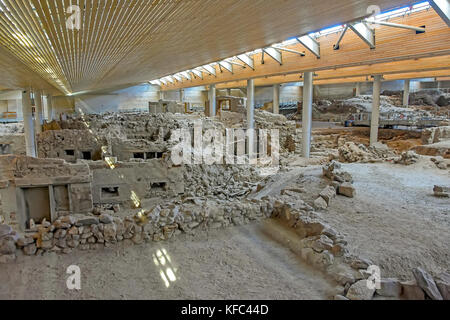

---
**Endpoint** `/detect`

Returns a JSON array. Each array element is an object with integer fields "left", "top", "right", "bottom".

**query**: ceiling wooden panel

[
  {"left": 0, "top": 0, "right": 416, "bottom": 94},
  {"left": 0, "top": 44, "right": 60, "bottom": 94}
]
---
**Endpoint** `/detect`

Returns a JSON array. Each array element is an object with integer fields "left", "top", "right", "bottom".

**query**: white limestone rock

[
  {"left": 346, "top": 280, "right": 375, "bottom": 300},
  {"left": 376, "top": 278, "right": 402, "bottom": 298},
  {"left": 412, "top": 267, "right": 443, "bottom": 300}
]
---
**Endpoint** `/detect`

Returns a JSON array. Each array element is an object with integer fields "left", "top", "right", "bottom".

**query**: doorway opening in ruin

[
  {"left": 22, "top": 187, "right": 51, "bottom": 228},
  {"left": 65, "top": 149, "right": 75, "bottom": 156},
  {"left": 101, "top": 186, "right": 120, "bottom": 199},
  {"left": 82, "top": 151, "right": 92, "bottom": 160}
]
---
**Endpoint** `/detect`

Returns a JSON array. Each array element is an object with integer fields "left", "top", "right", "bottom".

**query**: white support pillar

[
  {"left": 247, "top": 79, "right": 255, "bottom": 162},
  {"left": 403, "top": 79, "right": 410, "bottom": 107},
  {"left": 179, "top": 89, "right": 184, "bottom": 103},
  {"left": 247, "top": 79, "right": 255, "bottom": 129},
  {"left": 273, "top": 84, "right": 280, "bottom": 114},
  {"left": 47, "top": 94, "right": 54, "bottom": 121},
  {"left": 34, "top": 90, "right": 43, "bottom": 133},
  {"left": 302, "top": 72, "right": 313, "bottom": 158},
  {"left": 355, "top": 82, "right": 362, "bottom": 96},
  {"left": 209, "top": 84, "right": 216, "bottom": 116},
  {"left": 22, "top": 89, "right": 37, "bottom": 157},
  {"left": 370, "top": 75, "right": 382, "bottom": 146}
]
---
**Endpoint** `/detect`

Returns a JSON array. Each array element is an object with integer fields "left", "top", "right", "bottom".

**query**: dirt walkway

[
  {"left": 327, "top": 161, "right": 449, "bottom": 280},
  {"left": 288, "top": 161, "right": 449, "bottom": 280},
  {"left": 0, "top": 223, "right": 335, "bottom": 300}
]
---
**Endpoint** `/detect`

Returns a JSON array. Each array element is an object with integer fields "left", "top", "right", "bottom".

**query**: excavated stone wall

[
  {"left": 37, "top": 129, "right": 105, "bottom": 162},
  {"left": 0, "top": 134, "right": 25, "bottom": 156},
  {"left": 0, "top": 155, "right": 93, "bottom": 231}
]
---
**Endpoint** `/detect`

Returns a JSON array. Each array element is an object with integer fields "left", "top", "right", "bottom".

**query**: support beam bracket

[
  {"left": 180, "top": 71, "right": 191, "bottom": 80},
  {"left": 202, "top": 64, "right": 217, "bottom": 77},
  {"left": 237, "top": 54, "right": 255, "bottom": 70},
  {"left": 349, "top": 22, "right": 376, "bottom": 49},
  {"left": 333, "top": 25, "right": 349, "bottom": 50},
  {"left": 219, "top": 61, "right": 234, "bottom": 74},
  {"left": 430, "top": 0, "right": 450, "bottom": 27},
  {"left": 297, "top": 35, "right": 320, "bottom": 58},
  {"left": 263, "top": 47, "right": 283, "bottom": 65},
  {"left": 191, "top": 69, "right": 203, "bottom": 79}
]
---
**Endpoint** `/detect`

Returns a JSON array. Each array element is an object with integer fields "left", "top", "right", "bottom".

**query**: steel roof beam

[
  {"left": 430, "top": 0, "right": 450, "bottom": 27},
  {"left": 349, "top": 22, "right": 376, "bottom": 49},
  {"left": 297, "top": 35, "right": 320, "bottom": 58}
]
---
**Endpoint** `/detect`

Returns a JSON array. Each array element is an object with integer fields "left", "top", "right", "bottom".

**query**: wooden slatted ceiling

[
  {"left": 0, "top": 42, "right": 60, "bottom": 94},
  {"left": 162, "top": 9, "right": 450, "bottom": 90},
  {"left": 0, "top": 0, "right": 416, "bottom": 94}
]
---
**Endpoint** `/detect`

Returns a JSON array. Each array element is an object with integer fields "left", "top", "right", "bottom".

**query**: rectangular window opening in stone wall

[
  {"left": 133, "top": 152, "right": 145, "bottom": 159},
  {"left": 82, "top": 151, "right": 92, "bottom": 160},
  {"left": 101, "top": 187, "right": 120, "bottom": 199},
  {"left": 150, "top": 182, "right": 167, "bottom": 191},
  {"left": 65, "top": 149, "right": 75, "bottom": 156},
  {"left": 0, "top": 144, "right": 11, "bottom": 155}
]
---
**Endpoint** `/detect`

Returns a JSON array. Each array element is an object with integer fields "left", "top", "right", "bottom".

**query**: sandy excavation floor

[
  {"left": 282, "top": 160, "right": 450, "bottom": 280},
  {"left": 0, "top": 223, "right": 335, "bottom": 300}
]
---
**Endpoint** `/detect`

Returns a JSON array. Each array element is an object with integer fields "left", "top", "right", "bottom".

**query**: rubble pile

[
  {"left": 337, "top": 142, "right": 397, "bottom": 163},
  {"left": 342, "top": 95, "right": 430, "bottom": 116},
  {"left": 184, "top": 164, "right": 263, "bottom": 199},
  {"left": 433, "top": 185, "right": 449, "bottom": 198},
  {"left": 314, "top": 161, "right": 356, "bottom": 209},
  {"left": 0, "top": 123, "right": 23, "bottom": 135},
  {"left": 394, "top": 151, "right": 419, "bottom": 165},
  {"left": 311, "top": 95, "right": 433, "bottom": 122},
  {"left": 421, "top": 126, "right": 450, "bottom": 145},
  {"left": 409, "top": 89, "right": 450, "bottom": 107},
  {"left": 255, "top": 110, "right": 301, "bottom": 154},
  {"left": 413, "top": 126, "right": 450, "bottom": 158},
  {"left": 61, "top": 112, "right": 220, "bottom": 140},
  {"left": 430, "top": 156, "right": 449, "bottom": 170}
]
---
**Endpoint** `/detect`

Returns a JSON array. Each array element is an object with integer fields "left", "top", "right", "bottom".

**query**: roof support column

[
  {"left": 180, "top": 89, "right": 184, "bottom": 103},
  {"left": 47, "top": 94, "right": 54, "bottom": 121},
  {"left": 209, "top": 84, "right": 216, "bottom": 116},
  {"left": 370, "top": 75, "right": 382, "bottom": 146},
  {"left": 34, "top": 90, "right": 43, "bottom": 134},
  {"left": 302, "top": 72, "right": 313, "bottom": 158},
  {"left": 273, "top": 84, "right": 280, "bottom": 114},
  {"left": 247, "top": 79, "right": 256, "bottom": 163},
  {"left": 247, "top": 79, "right": 255, "bottom": 129},
  {"left": 22, "top": 89, "right": 36, "bottom": 157},
  {"left": 403, "top": 79, "right": 410, "bottom": 107},
  {"left": 355, "top": 82, "right": 361, "bottom": 96}
]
